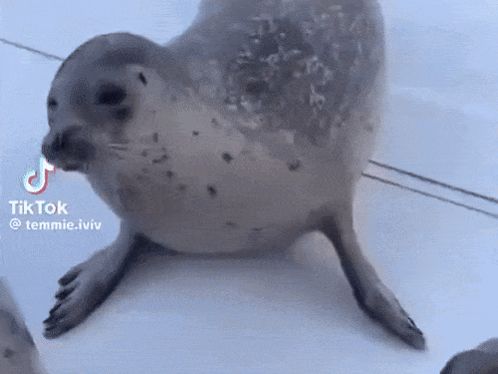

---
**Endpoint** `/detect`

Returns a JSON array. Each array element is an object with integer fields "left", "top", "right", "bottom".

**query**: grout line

[
  {"left": 0, "top": 37, "right": 64, "bottom": 61},
  {"left": 369, "top": 159, "right": 498, "bottom": 205},
  {"left": 1, "top": 36, "right": 497, "bottom": 221},
  {"left": 363, "top": 173, "right": 498, "bottom": 220}
]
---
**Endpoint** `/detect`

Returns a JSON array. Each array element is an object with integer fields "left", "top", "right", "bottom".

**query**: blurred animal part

[
  {"left": 0, "top": 279, "right": 46, "bottom": 374},
  {"left": 441, "top": 339, "right": 498, "bottom": 374}
]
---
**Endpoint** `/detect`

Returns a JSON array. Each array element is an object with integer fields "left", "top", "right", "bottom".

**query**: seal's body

[
  {"left": 87, "top": 0, "right": 384, "bottom": 255},
  {"left": 42, "top": 0, "right": 425, "bottom": 349}
]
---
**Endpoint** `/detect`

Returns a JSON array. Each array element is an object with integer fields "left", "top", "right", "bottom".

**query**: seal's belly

[
  {"left": 116, "top": 147, "right": 345, "bottom": 253},
  {"left": 91, "top": 101, "right": 375, "bottom": 254}
]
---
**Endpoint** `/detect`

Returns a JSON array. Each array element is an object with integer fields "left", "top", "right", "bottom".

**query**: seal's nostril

[
  {"left": 47, "top": 126, "right": 86, "bottom": 158},
  {"left": 53, "top": 132, "right": 65, "bottom": 151}
]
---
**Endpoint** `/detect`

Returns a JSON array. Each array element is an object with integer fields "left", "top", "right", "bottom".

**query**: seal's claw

[
  {"left": 58, "top": 267, "right": 80, "bottom": 286},
  {"left": 44, "top": 317, "right": 77, "bottom": 340},
  {"left": 357, "top": 282, "right": 426, "bottom": 350},
  {"left": 55, "top": 283, "right": 78, "bottom": 300},
  {"left": 44, "top": 295, "right": 86, "bottom": 339},
  {"left": 405, "top": 324, "right": 426, "bottom": 350},
  {"left": 49, "top": 300, "right": 64, "bottom": 316}
]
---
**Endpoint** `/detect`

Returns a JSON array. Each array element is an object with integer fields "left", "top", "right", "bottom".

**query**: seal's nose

[{"left": 41, "top": 126, "right": 82, "bottom": 161}]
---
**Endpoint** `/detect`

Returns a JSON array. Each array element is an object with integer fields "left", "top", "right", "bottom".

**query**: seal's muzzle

[{"left": 42, "top": 125, "right": 95, "bottom": 171}]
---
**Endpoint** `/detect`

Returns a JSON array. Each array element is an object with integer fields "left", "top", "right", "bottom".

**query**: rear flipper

[{"left": 316, "top": 203, "right": 426, "bottom": 350}]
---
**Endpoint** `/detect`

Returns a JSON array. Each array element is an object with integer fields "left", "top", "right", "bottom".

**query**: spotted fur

[{"left": 171, "top": 0, "right": 384, "bottom": 145}]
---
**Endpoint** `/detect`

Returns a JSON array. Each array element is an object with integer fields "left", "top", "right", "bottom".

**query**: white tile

[
  {"left": 379, "top": 0, "right": 498, "bottom": 198},
  {"left": 0, "top": 0, "right": 199, "bottom": 57}
]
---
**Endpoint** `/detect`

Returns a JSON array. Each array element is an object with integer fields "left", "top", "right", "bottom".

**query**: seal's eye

[{"left": 96, "top": 84, "right": 127, "bottom": 106}]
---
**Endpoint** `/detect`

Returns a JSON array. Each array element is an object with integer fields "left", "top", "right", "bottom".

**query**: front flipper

[{"left": 44, "top": 225, "right": 145, "bottom": 339}]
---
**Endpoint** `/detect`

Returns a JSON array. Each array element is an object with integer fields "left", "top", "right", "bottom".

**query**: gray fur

[
  {"left": 442, "top": 339, "right": 498, "bottom": 374},
  {"left": 170, "top": 0, "right": 384, "bottom": 145},
  {"left": 0, "top": 280, "right": 45, "bottom": 374}
]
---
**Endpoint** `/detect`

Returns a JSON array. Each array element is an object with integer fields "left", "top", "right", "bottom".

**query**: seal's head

[{"left": 42, "top": 32, "right": 190, "bottom": 173}]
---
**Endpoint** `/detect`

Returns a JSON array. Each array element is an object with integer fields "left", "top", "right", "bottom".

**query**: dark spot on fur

[
  {"left": 141, "top": 150, "right": 149, "bottom": 157},
  {"left": 211, "top": 118, "right": 221, "bottom": 127},
  {"left": 152, "top": 133, "right": 159, "bottom": 143},
  {"left": 138, "top": 72, "right": 147, "bottom": 85},
  {"left": 207, "top": 185, "right": 218, "bottom": 197},
  {"left": 142, "top": 167, "right": 150, "bottom": 174},
  {"left": 152, "top": 154, "right": 169, "bottom": 164},
  {"left": 166, "top": 170, "right": 175, "bottom": 179},
  {"left": 287, "top": 159, "right": 302, "bottom": 171},
  {"left": 226, "top": 221, "right": 238, "bottom": 228},
  {"left": 252, "top": 227, "right": 264, "bottom": 232},
  {"left": 171, "top": 94, "right": 178, "bottom": 103},
  {"left": 114, "top": 107, "right": 131, "bottom": 121},
  {"left": 222, "top": 11, "right": 383, "bottom": 145},
  {"left": 222, "top": 152, "right": 234, "bottom": 163},
  {"left": 246, "top": 79, "right": 269, "bottom": 94},
  {"left": 192, "top": 131, "right": 200, "bottom": 136},
  {"left": 178, "top": 184, "right": 187, "bottom": 192},
  {"left": 3, "top": 348, "right": 15, "bottom": 359}
]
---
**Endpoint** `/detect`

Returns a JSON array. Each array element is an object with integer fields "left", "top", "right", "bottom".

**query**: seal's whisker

[
  {"left": 107, "top": 142, "right": 166, "bottom": 150},
  {"left": 108, "top": 144, "right": 130, "bottom": 151}
]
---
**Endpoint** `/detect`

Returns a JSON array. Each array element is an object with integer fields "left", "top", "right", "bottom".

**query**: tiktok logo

[{"left": 23, "top": 156, "right": 56, "bottom": 195}]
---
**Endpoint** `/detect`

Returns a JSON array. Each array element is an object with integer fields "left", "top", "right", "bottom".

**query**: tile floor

[{"left": 1, "top": 1, "right": 497, "bottom": 373}]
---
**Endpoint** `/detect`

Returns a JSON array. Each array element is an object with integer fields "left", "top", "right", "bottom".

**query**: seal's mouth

[
  {"left": 42, "top": 130, "right": 95, "bottom": 173},
  {"left": 45, "top": 154, "right": 92, "bottom": 173},
  {"left": 60, "top": 161, "right": 89, "bottom": 172}
]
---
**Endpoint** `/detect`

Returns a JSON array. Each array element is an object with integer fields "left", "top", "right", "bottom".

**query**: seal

[
  {"left": 41, "top": 0, "right": 425, "bottom": 349},
  {"left": 0, "top": 280, "right": 44, "bottom": 374},
  {"left": 441, "top": 339, "right": 498, "bottom": 373}
]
